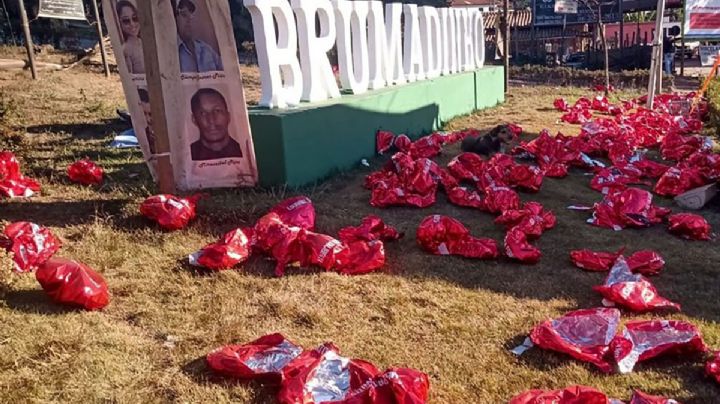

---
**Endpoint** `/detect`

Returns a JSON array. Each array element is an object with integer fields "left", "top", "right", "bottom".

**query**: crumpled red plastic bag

[
  {"left": 0, "top": 151, "right": 41, "bottom": 198},
  {"left": 705, "top": 351, "right": 720, "bottom": 384},
  {"left": 447, "top": 152, "right": 484, "bottom": 182},
  {"left": 394, "top": 134, "right": 412, "bottom": 152},
  {"left": 589, "top": 188, "right": 670, "bottom": 230},
  {"left": 590, "top": 167, "right": 645, "bottom": 194},
  {"left": 417, "top": 215, "right": 498, "bottom": 259},
  {"left": 508, "top": 164, "right": 544, "bottom": 192},
  {"left": 140, "top": 194, "right": 201, "bottom": 231},
  {"left": 270, "top": 196, "right": 316, "bottom": 230},
  {"left": 376, "top": 130, "right": 395, "bottom": 155},
  {"left": 481, "top": 185, "right": 521, "bottom": 214},
  {"left": 337, "top": 240, "right": 386, "bottom": 276},
  {"left": 496, "top": 202, "right": 556, "bottom": 238},
  {"left": 629, "top": 390, "right": 681, "bottom": 404},
  {"left": 667, "top": 213, "right": 712, "bottom": 241},
  {"left": 593, "top": 257, "right": 680, "bottom": 313},
  {"left": 36, "top": 257, "right": 110, "bottom": 310},
  {"left": 67, "top": 159, "right": 104, "bottom": 185},
  {"left": 338, "top": 215, "right": 402, "bottom": 243},
  {"left": 612, "top": 319, "right": 708, "bottom": 373},
  {"left": 626, "top": 250, "right": 665, "bottom": 276},
  {"left": 368, "top": 155, "right": 439, "bottom": 209},
  {"left": 509, "top": 385, "right": 610, "bottom": 404},
  {"left": 1, "top": 221, "right": 61, "bottom": 273},
  {"left": 529, "top": 307, "right": 621, "bottom": 373},
  {"left": 447, "top": 186, "right": 485, "bottom": 209},
  {"left": 504, "top": 227, "right": 541, "bottom": 264},
  {"left": 553, "top": 98, "right": 570, "bottom": 112},
  {"left": 408, "top": 134, "right": 443, "bottom": 159},
  {"left": 570, "top": 249, "right": 622, "bottom": 272},
  {"left": 206, "top": 333, "right": 303, "bottom": 384},
  {"left": 561, "top": 107, "right": 593, "bottom": 124},
  {"left": 189, "top": 228, "right": 252, "bottom": 270},
  {"left": 653, "top": 167, "right": 707, "bottom": 197}
]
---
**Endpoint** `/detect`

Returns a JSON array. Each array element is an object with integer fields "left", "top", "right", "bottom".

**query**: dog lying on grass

[{"left": 461, "top": 125, "right": 518, "bottom": 157}]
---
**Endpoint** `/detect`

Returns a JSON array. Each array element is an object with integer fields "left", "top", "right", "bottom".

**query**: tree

[{"left": 578, "top": 0, "right": 611, "bottom": 95}]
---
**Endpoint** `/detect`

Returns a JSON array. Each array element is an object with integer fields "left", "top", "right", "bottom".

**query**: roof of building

[{"left": 482, "top": 9, "right": 533, "bottom": 29}]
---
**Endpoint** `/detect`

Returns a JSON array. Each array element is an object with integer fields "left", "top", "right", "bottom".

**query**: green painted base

[{"left": 249, "top": 66, "right": 505, "bottom": 187}]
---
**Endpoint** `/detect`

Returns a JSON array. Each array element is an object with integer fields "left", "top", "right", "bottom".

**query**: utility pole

[
  {"left": 503, "top": 0, "right": 510, "bottom": 93},
  {"left": 17, "top": 0, "right": 37, "bottom": 79},
  {"left": 91, "top": 0, "right": 110, "bottom": 77},
  {"left": 647, "top": 0, "right": 666, "bottom": 109},
  {"left": 597, "top": 4, "right": 609, "bottom": 96}
]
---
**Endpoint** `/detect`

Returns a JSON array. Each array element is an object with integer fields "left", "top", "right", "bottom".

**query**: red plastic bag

[
  {"left": 508, "top": 164, "right": 544, "bottom": 192},
  {"left": 270, "top": 196, "right": 316, "bottom": 230},
  {"left": 529, "top": 307, "right": 621, "bottom": 373},
  {"left": 590, "top": 167, "right": 644, "bottom": 194},
  {"left": 36, "top": 257, "right": 110, "bottom": 310},
  {"left": 0, "top": 150, "right": 21, "bottom": 180},
  {"left": 447, "top": 152, "right": 484, "bottom": 182},
  {"left": 612, "top": 319, "right": 708, "bottom": 373},
  {"left": 593, "top": 257, "right": 680, "bottom": 313},
  {"left": 589, "top": 188, "right": 669, "bottom": 230},
  {"left": 667, "top": 213, "right": 712, "bottom": 241},
  {"left": 1, "top": 222, "right": 61, "bottom": 273},
  {"left": 394, "top": 134, "right": 412, "bottom": 152},
  {"left": 337, "top": 240, "right": 386, "bottom": 275},
  {"left": 481, "top": 185, "right": 521, "bottom": 214},
  {"left": 509, "top": 385, "right": 610, "bottom": 404},
  {"left": 338, "top": 215, "right": 402, "bottom": 243},
  {"left": 496, "top": 202, "right": 556, "bottom": 239},
  {"left": 408, "top": 134, "right": 443, "bottom": 159},
  {"left": 570, "top": 249, "right": 622, "bottom": 272},
  {"left": 626, "top": 250, "right": 664, "bottom": 276},
  {"left": 653, "top": 167, "right": 707, "bottom": 197},
  {"left": 417, "top": 215, "right": 498, "bottom": 259},
  {"left": 297, "top": 231, "right": 347, "bottom": 271},
  {"left": 554, "top": 98, "right": 570, "bottom": 112},
  {"left": 629, "top": 390, "right": 681, "bottom": 404},
  {"left": 206, "top": 333, "right": 303, "bottom": 384},
  {"left": 376, "top": 130, "right": 395, "bottom": 155},
  {"left": 504, "top": 227, "right": 541, "bottom": 264},
  {"left": 446, "top": 186, "right": 485, "bottom": 209},
  {"left": 705, "top": 351, "right": 720, "bottom": 384},
  {"left": 189, "top": 228, "right": 252, "bottom": 270},
  {"left": 140, "top": 194, "right": 201, "bottom": 231},
  {"left": 0, "top": 177, "right": 41, "bottom": 198},
  {"left": 67, "top": 159, "right": 104, "bottom": 185}
]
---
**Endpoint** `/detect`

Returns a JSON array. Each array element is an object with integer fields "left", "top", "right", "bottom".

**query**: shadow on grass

[
  {"left": 26, "top": 120, "right": 126, "bottom": 140},
  {"left": 181, "top": 356, "right": 277, "bottom": 404},
  {"left": 4, "top": 288, "right": 76, "bottom": 315}
]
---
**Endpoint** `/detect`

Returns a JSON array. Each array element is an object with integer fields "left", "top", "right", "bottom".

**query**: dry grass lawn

[{"left": 0, "top": 60, "right": 719, "bottom": 403}]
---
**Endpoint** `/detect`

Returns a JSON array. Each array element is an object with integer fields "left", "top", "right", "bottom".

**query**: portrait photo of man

[
  {"left": 137, "top": 88, "right": 156, "bottom": 154},
  {"left": 190, "top": 88, "right": 243, "bottom": 161},
  {"left": 174, "top": 0, "right": 224, "bottom": 73}
]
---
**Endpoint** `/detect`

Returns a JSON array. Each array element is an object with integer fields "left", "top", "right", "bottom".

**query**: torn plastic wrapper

[
  {"left": 629, "top": 390, "right": 680, "bottom": 404},
  {"left": 447, "top": 152, "right": 484, "bottom": 182},
  {"left": 593, "top": 257, "right": 680, "bottom": 313},
  {"left": 408, "top": 134, "right": 443, "bottom": 159},
  {"left": 508, "top": 164, "right": 544, "bottom": 193},
  {"left": 570, "top": 249, "right": 623, "bottom": 272},
  {"left": 337, "top": 240, "right": 386, "bottom": 276},
  {"left": 612, "top": 319, "right": 708, "bottom": 374},
  {"left": 376, "top": 130, "right": 395, "bottom": 155},
  {"left": 0, "top": 177, "right": 41, "bottom": 198},
  {"left": 0, "top": 150, "right": 21, "bottom": 180},
  {"left": 447, "top": 186, "right": 485, "bottom": 209},
  {"left": 509, "top": 385, "right": 611, "bottom": 404},
  {"left": 482, "top": 186, "right": 521, "bottom": 214},
  {"left": 554, "top": 98, "right": 570, "bottom": 112},
  {"left": 561, "top": 108, "right": 593, "bottom": 124},
  {"left": 495, "top": 202, "right": 556, "bottom": 239},
  {"left": 140, "top": 194, "right": 201, "bottom": 231},
  {"left": 337, "top": 215, "right": 402, "bottom": 243},
  {"left": 654, "top": 167, "right": 707, "bottom": 197},
  {"left": 417, "top": 215, "right": 498, "bottom": 259},
  {"left": 36, "top": 257, "right": 110, "bottom": 311},
  {"left": 270, "top": 196, "right": 316, "bottom": 231},
  {"left": 590, "top": 167, "right": 645, "bottom": 194},
  {"left": 705, "top": 351, "right": 720, "bottom": 385},
  {"left": 667, "top": 213, "right": 712, "bottom": 241},
  {"left": 626, "top": 250, "right": 665, "bottom": 276},
  {"left": 1, "top": 221, "right": 61, "bottom": 273},
  {"left": 277, "top": 344, "right": 379, "bottom": 404},
  {"left": 189, "top": 228, "right": 252, "bottom": 271},
  {"left": 589, "top": 188, "right": 670, "bottom": 230},
  {"left": 206, "top": 333, "right": 303, "bottom": 384},
  {"left": 504, "top": 227, "right": 541, "bottom": 264},
  {"left": 67, "top": 159, "right": 104, "bottom": 186},
  {"left": 394, "top": 134, "right": 412, "bottom": 152},
  {"left": 529, "top": 307, "right": 621, "bottom": 373}
]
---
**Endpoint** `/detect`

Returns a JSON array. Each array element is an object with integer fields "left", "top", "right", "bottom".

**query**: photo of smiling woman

[{"left": 114, "top": 0, "right": 145, "bottom": 74}]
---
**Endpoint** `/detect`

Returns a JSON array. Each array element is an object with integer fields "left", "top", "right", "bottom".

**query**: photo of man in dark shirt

[
  {"left": 137, "top": 88, "right": 156, "bottom": 154},
  {"left": 190, "top": 88, "right": 243, "bottom": 161}
]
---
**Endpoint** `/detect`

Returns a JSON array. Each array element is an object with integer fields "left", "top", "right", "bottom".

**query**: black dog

[{"left": 461, "top": 125, "right": 517, "bottom": 157}]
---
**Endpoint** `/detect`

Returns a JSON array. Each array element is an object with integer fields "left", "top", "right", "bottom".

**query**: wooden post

[
  {"left": 17, "top": 0, "right": 37, "bottom": 79},
  {"left": 597, "top": 5, "right": 610, "bottom": 96},
  {"left": 136, "top": 0, "right": 176, "bottom": 194},
  {"left": 91, "top": 0, "right": 110, "bottom": 78},
  {"left": 647, "top": 0, "right": 666, "bottom": 109},
  {"left": 503, "top": 0, "right": 510, "bottom": 93},
  {"left": 680, "top": 2, "right": 686, "bottom": 77}
]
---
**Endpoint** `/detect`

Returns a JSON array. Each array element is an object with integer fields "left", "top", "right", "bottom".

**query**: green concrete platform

[{"left": 249, "top": 66, "right": 504, "bottom": 187}]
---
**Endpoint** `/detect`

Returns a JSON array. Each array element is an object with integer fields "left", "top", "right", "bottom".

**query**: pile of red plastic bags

[
  {"left": 0, "top": 151, "right": 40, "bottom": 198},
  {"left": 510, "top": 385, "right": 680, "bottom": 403},
  {"left": 206, "top": 333, "right": 429, "bottom": 404}
]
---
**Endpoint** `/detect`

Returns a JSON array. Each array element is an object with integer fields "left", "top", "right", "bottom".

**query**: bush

[
  {"left": 510, "top": 65, "right": 673, "bottom": 90},
  {"left": 705, "top": 78, "right": 720, "bottom": 137}
]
